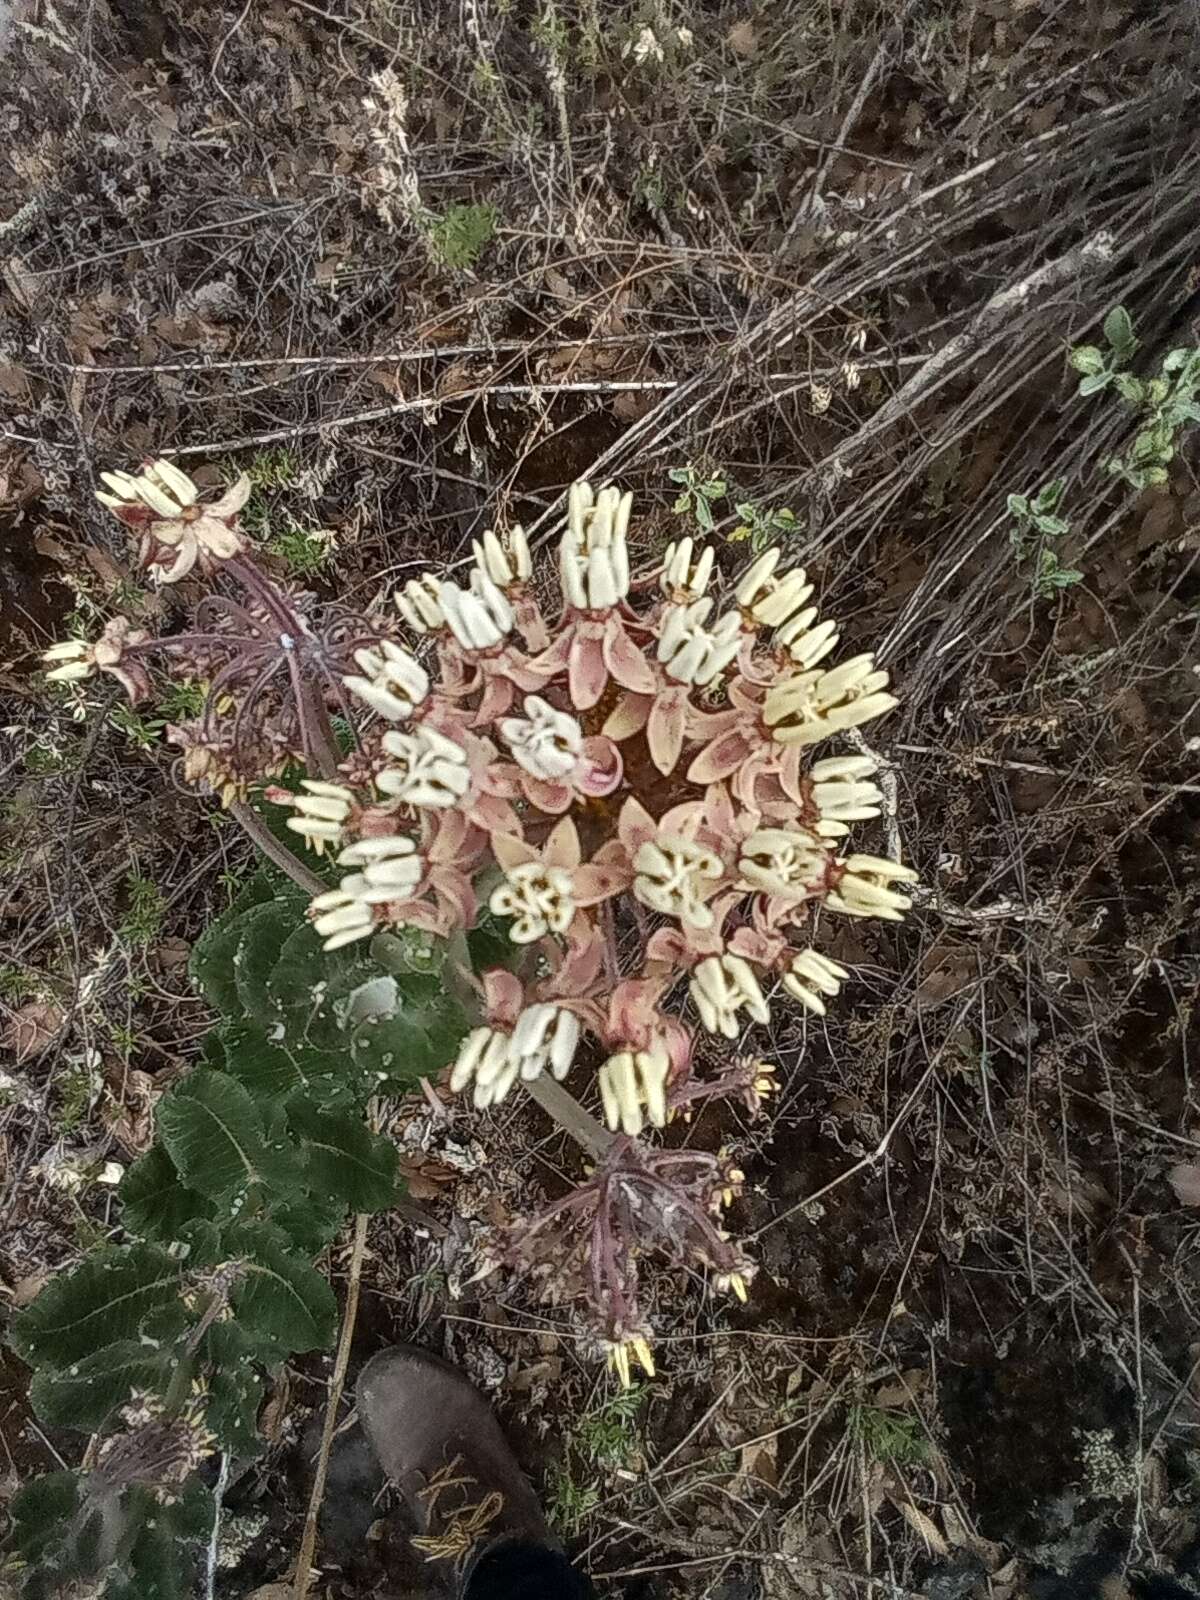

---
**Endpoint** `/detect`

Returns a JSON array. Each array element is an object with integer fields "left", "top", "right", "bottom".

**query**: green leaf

[
  {"left": 5, "top": 1471, "right": 83, "bottom": 1564},
  {"left": 1078, "top": 372, "right": 1111, "bottom": 397},
  {"left": 343, "top": 972, "right": 468, "bottom": 1088},
  {"left": 271, "top": 1186, "right": 349, "bottom": 1254},
  {"left": 1069, "top": 344, "right": 1105, "bottom": 376},
  {"left": 1144, "top": 466, "right": 1170, "bottom": 486},
  {"left": 189, "top": 901, "right": 246, "bottom": 1017},
  {"left": 220, "top": 1021, "right": 303, "bottom": 1098},
  {"left": 1032, "top": 514, "right": 1069, "bottom": 538},
  {"left": 234, "top": 899, "right": 303, "bottom": 1025},
  {"left": 29, "top": 1340, "right": 172, "bottom": 1431},
  {"left": 1006, "top": 492, "right": 1030, "bottom": 519},
  {"left": 1102, "top": 305, "right": 1136, "bottom": 357},
  {"left": 11, "top": 1244, "right": 180, "bottom": 1369},
  {"left": 227, "top": 1223, "right": 337, "bottom": 1351},
  {"left": 1113, "top": 372, "right": 1145, "bottom": 404},
  {"left": 204, "top": 1324, "right": 265, "bottom": 1452},
  {"left": 695, "top": 496, "right": 714, "bottom": 531},
  {"left": 1033, "top": 479, "right": 1065, "bottom": 513},
  {"left": 267, "top": 921, "right": 361, "bottom": 1051},
  {"left": 157, "top": 1070, "right": 270, "bottom": 1201},
  {"left": 120, "top": 1144, "right": 214, "bottom": 1243},
  {"left": 288, "top": 1101, "right": 399, "bottom": 1211}
]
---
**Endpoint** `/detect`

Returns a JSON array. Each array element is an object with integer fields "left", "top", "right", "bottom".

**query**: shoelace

[{"left": 411, "top": 1454, "right": 505, "bottom": 1568}]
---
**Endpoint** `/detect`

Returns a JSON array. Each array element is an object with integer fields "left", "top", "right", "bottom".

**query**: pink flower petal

[
  {"left": 523, "top": 774, "right": 572, "bottom": 814},
  {"left": 484, "top": 968, "right": 525, "bottom": 1025},
  {"left": 603, "top": 619, "right": 656, "bottom": 694},
  {"left": 492, "top": 832, "right": 539, "bottom": 871},
  {"left": 573, "top": 863, "right": 630, "bottom": 905},
  {"left": 687, "top": 730, "right": 753, "bottom": 786},
  {"left": 647, "top": 687, "right": 687, "bottom": 776},
  {"left": 603, "top": 691, "right": 652, "bottom": 741},
  {"left": 545, "top": 816, "right": 582, "bottom": 869},
  {"left": 575, "top": 736, "right": 623, "bottom": 797},
  {"left": 617, "top": 796, "right": 658, "bottom": 851},
  {"left": 569, "top": 631, "right": 609, "bottom": 709}
]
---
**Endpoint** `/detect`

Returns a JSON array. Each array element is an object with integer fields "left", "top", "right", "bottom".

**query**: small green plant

[
  {"left": 576, "top": 1384, "right": 644, "bottom": 1468},
  {"left": 1072, "top": 306, "right": 1200, "bottom": 491},
  {"left": 1007, "top": 479, "right": 1082, "bottom": 599},
  {"left": 56, "top": 1053, "right": 102, "bottom": 1134},
  {"left": 118, "top": 874, "right": 167, "bottom": 948},
  {"left": 7, "top": 864, "right": 465, "bottom": 1595},
  {"left": 109, "top": 703, "right": 166, "bottom": 750},
  {"left": 545, "top": 1462, "right": 601, "bottom": 1534},
  {"left": 239, "top": 447, "right": 300, "bottom": 492},
  {"left": 848, "top": 1402, "right": 929, "bottom": 1467},
  {"left": 426, "top": 202, "right": 498, "bottom": 271},
  {"left": 730, "top": 499, "right": 798, "bottom": 552},
  {"left": 157, "top": 679, "right": 207, "bottom": 721},
  {"left": 1070, "top": 305, "right": 1138, "bottom": 395},
  {"left": 267, "top": 516, "right": 335, "bottom": 577},
  {"left": 0, "top": 965, "right": 40, "bottom": 1002},
  {"left": 669, "top": 463, "right": 727, "bottom": 532}
]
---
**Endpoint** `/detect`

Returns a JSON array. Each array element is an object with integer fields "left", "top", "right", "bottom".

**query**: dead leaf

[
  {"left": 727, "top": 18, "right": 758, "bottom": 55},
  {"left": 893, "top": 1496, "right": 949, "bottom": 1556},
  {"left": 259, "top": 1372, "right": 291, "bottom": 1445},
  {"left": 149, "top": 102, "right": 178, "bottom": 155},
  {"left": 8, "top": 1271, "right": 51, "bottom": 1307},
  {"left": 0, "top": 363, "right": 31, "bottom": 400},
  {"left": 3, "top": 255, "right": 40, "bottom": 312},
  {"left": 739, "top": 1433, "right": 778, "bottom": 1488},
  {"left": 2, "top": 1001, "right": 65, "bottom": 1062},
  {"left": 1167, "top": 1162, "right": 1200, "bottom": 1206}
]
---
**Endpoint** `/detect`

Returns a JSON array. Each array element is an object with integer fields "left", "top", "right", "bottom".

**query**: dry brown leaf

[
  {"left": 3, "top": 1001, "right": 65, "bottom": 1063},
  {"left": 893, "top": 1496, "right": 949, "bottom": 1556},
  {"left": 3, "top": 255, "right": 40, "bottom": 312},
  {"left": 1167, "top": 1162, "right": 1200, "bottom": 1206},
  {"left": 8, "top": 1271, "right": 51, "bottom": 1308},
  {"left": 727, "top": 19, "right": 758, "bottom": 56}
]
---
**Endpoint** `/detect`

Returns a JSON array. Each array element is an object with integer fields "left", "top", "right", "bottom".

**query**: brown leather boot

[{"left": 356, "top": 1345, "right": 555, "bottom": 1593}]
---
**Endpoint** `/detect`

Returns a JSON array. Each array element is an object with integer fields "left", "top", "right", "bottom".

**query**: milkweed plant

[{"left": 13, "top": 460, "right": 916, "bottom": 1592}]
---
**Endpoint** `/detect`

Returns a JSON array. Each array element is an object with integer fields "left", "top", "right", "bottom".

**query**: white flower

[
  {"left": 42, "top": 638, "right": 95, "bottom": 683},
  {"left": 763, "top": 655, "right": 898, "bottom": 746},
  {"left": 499, "top": 695, "right": 582, "bottom": 780},
  {"left": 735, "top": 548, "right": 815, "bottom": 628},
  {"left": 448, "top": 1006, "right": 578, "bottom": 1108},
  {"left": 598, "top": 1040, "right": 670, "bottom": 1134},
  {"left": 280, "top": 779, "right": 356, "bottom": 854},
  {"left": 657, "top": 600, "right": 741, "bottom": 687},
  {"left": 560, "top": 481, "right": 631, "bottom": 611},
  {"left": 810, "top": 778, "right": 883, "bottom": 838},
  {"left": 439, "top": 571, "right": 513, "bottom": 650},
  {"left": 810, "top": 754, "right": 877, "bottom": 783},
  {"left": 661, "top": 536, "right": 715, "bottom": 601},
  {"left": 509, "top": 1003, "right": 578, "bottom": 1082},
  {"left": 337, "top": 834, "right": 425, "bottom": 897},
  {"left": 630, "top": 24, "right": 663, "bottom": 63},
  {"left": 473, "top": 525, "right": 531, "bottom": 589},
  {"left": 738, "top": 828, "right": 827, "bottom": 898},
  {"left": 308, "top": 887, "right": 377, "bottom": 949},
  {"left": 450, "top": 1026, "right": 519, "bottom": 1108},
  {"left": 690, "top": 955, "right": 770, "bottom": 1038},
  {"left": 827, "top": 854, "right": 918, "bottom": 922},
  {"left": 633, "top": 835, "right": 723, "bottom": 929},
  {"left": 394, "top": 573, "right": 444, "bottom": 633},
  {"left": 776, "top": 610, "right": 840, "bottom": 669},
  {"left": 96, "top": 458, "right": 198, "bottom": 518},
  {"left": 377, "top": 726, "right": 470, "bottom": 808},
  {"left": 95, "top": 460, "right": 250, "bottom": 583},
  {"left": 781, "top": 949, "right": 848, "bottom": 1016},
  {"left": 343, "top": 640, "right": 430, "bottom": 721},
  {"left": 490, "top": 863, "right": 575, "bottom": 943}
]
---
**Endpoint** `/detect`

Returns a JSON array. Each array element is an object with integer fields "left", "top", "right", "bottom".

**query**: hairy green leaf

[
  {"left": 1069, "top": 344, "right": 1104, "bottom": 376},
  {"left": 233, "top": 898, "right": 303, "bottom": 1024},
  {"left": 1102, "top": 304, "right": 1136, "bottom": 358},
  {"left": 11, "top": 1244, "right": 181, "bottom": 1369},
  {"left": 29, "top": 1340, "right": 172, "bottom": 1431},
  {"left": 227, "top": 1223, "right": 337, "bottom": 1351},
  {"left": 288, "top": 1101, "right": 399, "bottom": 1210},
  {"left": 157, "top": 1070, "right": 271, "bottom": 1200},
  {"left": 120, "top": 1144, "right": 214, "bottom": 1243}
]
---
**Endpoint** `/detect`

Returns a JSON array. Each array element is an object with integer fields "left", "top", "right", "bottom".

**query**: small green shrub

[
  {"left": 426, "top": 202, "right": 498, "bottom": 270},
  {"left": 669, "top": 463, "right": 727, "bottom": 532},
  {"left": 1007, "top": 479, "right": 1082, "bottom": 599}
]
